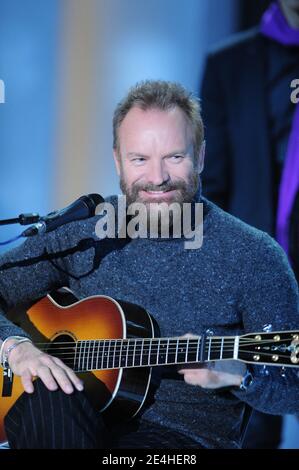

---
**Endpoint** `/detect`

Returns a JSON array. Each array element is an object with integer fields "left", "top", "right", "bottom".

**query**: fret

[
  {"left": 142, "top": 339, "right": 150, "bottom": 366},
  {"left": 125, "top": 339, "right": 129, "bottom": 368},
  {"left": 90, "top": 340, "right": 95, "bottom": 370},
  {"left": 158, "top": 339, "right": 168, "bottom": 365},
  {"left": 112, "top": 340, "right": 117, "bottom": 368},
  {"left": 77, "top": 341, "right": 81, "bottom": 371},
  {"left": 87, "top": 340, "right": 91, "bottom": 370},
  {"left": 74, "top": 341, "right": 78, "bottom": 370},
  {"left": 220, "top": 337, "right": 224, "bottom": 360},
  {"left": 132, "top": 339, "right": 137, "bottom": 366},
  {"left": 115, "top": 340, "right": 121, "bottom": 368},
  {"left": 100, "top": 340, "right": 105, "bottom": 369},
  {"left": 125, "top": 339, "right": 129, "bottom": 367},
  {"left": 166, "top": 339, "right": 170, "bottom": 364},
  {"left": 209, "top": 338, "right": 220, "bottom": 361},
  {"left": 95, "top": 340, "right": 100, "bottom": 370},
  {"left": 107, "top": 339, "right": 113, "bottom": 369},
  {"left": 105, "top": 340, "right": 110, "bottom": 369},
  {"left": 149, "top": 339, "right": 156, "bottom": 366},
  {"left": 140, "top": 339, "right": 144, "bottom": 366},
  {"left": 86, "top": 340, "right": 91, "bottom": 370},
  {"left": 177, "top": 339, "right": 187, "bottom": 363},
  {"left": 102, "top": 341, "right": 108, "bottom": 369},
  {"left": 81, "top": 341, "right": 85, "bottom": 371},
  {"left": 175, "top": 339, "right": 179, "bottom": 363},
  {"left": 196, "top": 338, "right": 200, "bottom": 362},
  {"left": 233, "top": 336, "right": 239, "bottom": 360},
  {"left": 82, "top": 340, "right": 87, "bottom": 371},
  {"left": 222, "top": 337, "right": 234, "bottom": 360},
  {"left": 185, "top": 338, "right": 189, "bottom": 363},
  {"left": 207, "top": 337, "right": 212, "bottom": 361},
  {"left": 156, "top": 339, "right": 160, "bottom": 365},
  {"left": 167, "top": 339, "right": 177, "bottom": 364},
  {"left": 133, "top": 339, "right": 142, "bottom": 367},
  {"left": 120, "top": 340, "right": 128, "bottom": 368},
  {"left": 187, "top": 339, "right": 198, "bottom": 363},
  {"left": 85, "top": 340, "right": 90, "bottom": 370},
  {"left": 119, "top": 340, "right": 124, "bottom": 367},
  {"left": 127, "top": 340, "right": 134, "bottom": 367},
  {"left": 76, "top": 341, "right": 81, "bottom": 371}
]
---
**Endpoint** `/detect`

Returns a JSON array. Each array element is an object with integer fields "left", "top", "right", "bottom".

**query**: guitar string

[
  {"left": 33, "top": 335, "right": 297, "bottom": 345},
  {"left": 34, "top": 348, "right": 292, "bottom": 363},
  {"left": 34, "top": 346, "right": 294, "bottom": 359},
  {"left": 33, "top": 337, "right": 296, "bottom": 355},
  {"left": 34, "top": 341, "right": 295, "bottom": 357},
  {"left": 33, "top": 346, "right": 293, "bottom": 359},
  {"left": 32, "top": 336, "right": 297, "bottom": 349}
]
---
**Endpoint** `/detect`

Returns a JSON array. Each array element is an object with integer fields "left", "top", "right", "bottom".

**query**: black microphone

[{"left": 22, "top": 193, "right": 104, "bottom": 237}]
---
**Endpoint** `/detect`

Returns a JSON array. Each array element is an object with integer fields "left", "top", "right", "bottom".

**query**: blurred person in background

[{"left": 200, "top": 0, "right": 299, "bottom": 448}]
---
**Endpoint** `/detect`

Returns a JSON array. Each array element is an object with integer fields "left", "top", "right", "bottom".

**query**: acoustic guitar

[{"left": 0, "top": 288, "right": 298, "bottom": 443}]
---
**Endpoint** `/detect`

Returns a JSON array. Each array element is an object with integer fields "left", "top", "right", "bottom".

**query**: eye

[
  {"left": 132, "top": 157, "right": 146, "bottom": 165},
  {"left": 169, "top": 154, "right": 184, "bottom": 162}
]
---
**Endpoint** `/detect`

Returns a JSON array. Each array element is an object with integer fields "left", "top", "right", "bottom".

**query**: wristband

[{"left": 0, "top": 337, "right": 32, "bottom": 368}]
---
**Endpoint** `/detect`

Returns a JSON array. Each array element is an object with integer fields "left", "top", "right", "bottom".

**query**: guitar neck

[
  {"left": 75, "top": 336, "right": 209, "bottom": 372},
  {"left": 71, "top": 330, "right": 299, "bottom": 372}
]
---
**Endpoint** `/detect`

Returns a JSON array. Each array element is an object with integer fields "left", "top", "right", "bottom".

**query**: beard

[{"left": 119, "top": 170, "right": 200, "bottom": 237}]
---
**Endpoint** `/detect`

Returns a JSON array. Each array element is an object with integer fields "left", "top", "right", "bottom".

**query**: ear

[
  {"left": 196, "top": 140, "right": 205, "bottom": 174},
  {"left": 113, "top": 149, "right": 121, "bottom": 176}
]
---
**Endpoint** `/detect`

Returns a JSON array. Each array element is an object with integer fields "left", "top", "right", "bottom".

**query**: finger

[
  {"left": 21, "top": 369, "right": 35, "bottom": 394},
  {"left": 178, "top": 368, "right": 189, "bottom": 374},
  {"left": 178, "top": 368, "right": 210, "bottom": 386},
  {"left": 181, "top": 333, "right": 199, "bottom": 339},
  {"left": 35, "top": 365, "right": 59, "bottom": 392},
  {"left": 49, "top": 364, "right": 77, "bottom": 394},
  {"left": 52, "top": 356, "right": 84, "bottom": 391}
]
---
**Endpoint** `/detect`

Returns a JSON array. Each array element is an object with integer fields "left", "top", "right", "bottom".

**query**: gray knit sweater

[{"left": 0, "top": 196, "right": 298, "bottom": 448}]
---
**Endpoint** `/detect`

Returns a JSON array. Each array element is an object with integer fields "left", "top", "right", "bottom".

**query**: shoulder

[
  {"left": 203, "top": 198, "right": 298, "bottom": 294},
  {"left": 203, "top": 197, "right": 286, "bottom": 261},
  {"left": 206, "top": 27, "right": 262, "bottom": 61}
]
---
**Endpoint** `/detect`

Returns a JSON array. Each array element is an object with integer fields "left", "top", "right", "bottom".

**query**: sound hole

[{"left": 47, "top": 333, "right": 76, "bottom": 369}]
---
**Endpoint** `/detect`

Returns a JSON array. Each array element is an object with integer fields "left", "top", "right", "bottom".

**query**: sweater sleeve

[
  {"left": 231, "top": 232, "right": 299, "bottom": 414},
  {"left": 0, "top": 230, "right": 69, "bottom": 341}
]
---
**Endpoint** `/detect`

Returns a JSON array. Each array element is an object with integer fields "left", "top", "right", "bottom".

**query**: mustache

[{"left": 133, "top": 180, "right": 187, "bottom": 193}]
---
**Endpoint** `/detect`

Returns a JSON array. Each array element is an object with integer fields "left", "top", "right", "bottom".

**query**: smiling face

[{"left": 113, "top": 106, "right": 204, "bottom": 210}]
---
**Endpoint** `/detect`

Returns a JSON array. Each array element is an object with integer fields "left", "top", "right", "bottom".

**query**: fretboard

[{"left": 73, "top": 336, "right": 236, "bottom": 372}]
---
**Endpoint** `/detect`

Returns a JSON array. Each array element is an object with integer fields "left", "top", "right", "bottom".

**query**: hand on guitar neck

[
  {"left": 2, "top": 338, "right": 84, "bottom": 395},
  {"left": 177, "top": 334, "right": 244, "bottom": 389}
]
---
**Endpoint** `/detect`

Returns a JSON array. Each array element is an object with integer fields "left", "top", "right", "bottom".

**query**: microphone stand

[{"left": 0, "top": 213, "right": 40, "bottom": 226}]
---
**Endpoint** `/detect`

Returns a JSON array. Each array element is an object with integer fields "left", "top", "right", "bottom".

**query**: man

[
  {"left": 201, "top": 0, "right": 299, "bottom": 276},
  {"left": 0, "top": 80, "right": 298, "bottom": 449},
  {"left": 200, "top": 0, "right": 299, "bottom": 447}
]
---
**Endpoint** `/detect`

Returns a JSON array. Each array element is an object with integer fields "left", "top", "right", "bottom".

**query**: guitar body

[
  {"left": 1, "top": 290, "right": 298, "bottom": 445},
  {"left": 0, "top": 289, "right": 158, "bottom": 444}
]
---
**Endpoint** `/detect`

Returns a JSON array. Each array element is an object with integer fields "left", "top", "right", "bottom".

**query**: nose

[{"left": 147, "top": 159, "right": 170, "bottom": 186}]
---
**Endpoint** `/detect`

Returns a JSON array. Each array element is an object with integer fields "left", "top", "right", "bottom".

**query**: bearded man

[{"left": 0, "top": 80, "right": 298, "bottom": 449}]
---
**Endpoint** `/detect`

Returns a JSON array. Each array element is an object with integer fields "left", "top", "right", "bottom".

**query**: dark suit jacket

[{"left": 200, "top": 27, "right": 274, "bottom": 235}]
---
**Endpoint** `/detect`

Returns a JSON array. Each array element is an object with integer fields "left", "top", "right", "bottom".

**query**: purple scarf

[{"left": 260, "top": 2, "right": 299, "bottom": 256}]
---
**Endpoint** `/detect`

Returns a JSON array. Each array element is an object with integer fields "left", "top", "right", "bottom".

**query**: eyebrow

[{"left": 127, "top": 149, "right": 188, "bottom": 158}]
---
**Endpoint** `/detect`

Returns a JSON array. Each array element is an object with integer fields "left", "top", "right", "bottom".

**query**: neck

[{"left": 279, "top": 1, "right": 299, "bottom": 29}]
